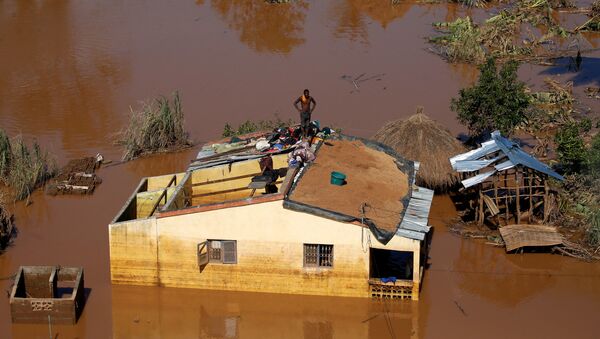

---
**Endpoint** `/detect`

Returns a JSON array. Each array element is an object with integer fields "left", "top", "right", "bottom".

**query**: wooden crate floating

[{"left": 9, "top": 266, "right": 85, "bottom": 324}]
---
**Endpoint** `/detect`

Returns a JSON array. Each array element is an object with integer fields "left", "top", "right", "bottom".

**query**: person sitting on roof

[{"left": 293, "top": 89, "right": 317, "bottom": 138}]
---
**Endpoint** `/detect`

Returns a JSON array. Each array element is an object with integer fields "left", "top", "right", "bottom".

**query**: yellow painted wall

[
  {"left": 136, "top": 187, "right": 179, "bottom": 218},
  {"left": 109, "top": 218, "right": 159, "bottom": 285},
  {"left": 147, "top": 173, "right": 185, "bottom": 191},
  {"left": 109, "top": 200, "right": 421, "bottom": 298},
  {"left": 190, "top": 154, "right": 289, "bottom": 206}
]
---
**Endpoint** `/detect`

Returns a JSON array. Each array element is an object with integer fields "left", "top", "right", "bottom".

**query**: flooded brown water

[{"left": 1, "top": 1, "right": 600, "bottom": 338}]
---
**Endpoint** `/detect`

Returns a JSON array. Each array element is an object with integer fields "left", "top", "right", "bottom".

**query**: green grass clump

[
  {"left": 0, "top": 130, "right": 56, "bottom": 201},
  {"left": 222, "top": 114, "right": 295, "bottom": 138},
  {"left": 119, "top": 92, "right": 191, "bottom": 161},
  {"left": 587, "top": 208, "right": 600, "bottom": 247}
]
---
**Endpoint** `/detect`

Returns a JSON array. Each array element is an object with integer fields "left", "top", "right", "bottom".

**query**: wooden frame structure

[
  {"left": 470, "top": 166, "right": 550, "bottom": 226},
  {"left": 450, "top": 131, "right": 563, "bottom": 227}
]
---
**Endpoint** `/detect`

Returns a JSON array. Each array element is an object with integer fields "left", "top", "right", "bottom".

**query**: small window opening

[
  {"left": 304, "top": 244, "right": 333, "bottom": 268},
  {"left": 205, "top": 240, "right": 237, "bottom": 264}
]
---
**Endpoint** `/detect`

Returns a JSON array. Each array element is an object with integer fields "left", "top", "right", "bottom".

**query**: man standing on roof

[{"left": 293, "top": 89, "right": 317, "bottom": 138}]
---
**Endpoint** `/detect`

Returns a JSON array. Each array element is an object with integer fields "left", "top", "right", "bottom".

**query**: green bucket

[{"left": 330, "top": 171, "right": 347, "bottom": 186}]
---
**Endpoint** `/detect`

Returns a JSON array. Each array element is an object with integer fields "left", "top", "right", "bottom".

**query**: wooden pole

[
  {"left": 504, "top": 171, "right": 509, "bottom": 225},
  {"left": 516, "top": 168, "right": 521, "bottom": 224},
  {"left": 493, "top": 174, "right": 500, "bottom": 226},
  {"left": 544, "top": 176, "right": 549, "bottom": 223},
  {"left": 528, "top": 169, "right": 533, "bottom": 223},
  {"left": 478, "top": 189, "right": 484, "bottom": 225}
]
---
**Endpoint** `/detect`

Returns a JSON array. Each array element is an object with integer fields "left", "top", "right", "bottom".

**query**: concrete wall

[
  {"left": 109, "top": 218, "right": 159, "bottom": 285},
  {"left": 109, "top": 200, "right": 420, "bottom": 298}
]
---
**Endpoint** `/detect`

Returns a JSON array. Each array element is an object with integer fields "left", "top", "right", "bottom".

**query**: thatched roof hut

[{"left": 373, "top": 108, "right": 466, "bottom": 192}]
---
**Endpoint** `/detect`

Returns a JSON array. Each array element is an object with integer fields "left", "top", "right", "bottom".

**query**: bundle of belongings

[
  {"left": 288, "top": 141, "right": 315, "bottom": 167},
  {"left": 248, "top": 155, "right": 285, "bottom": 193},
  {"left": 192, "top": 122, "right": 335, "bottom": 171}
]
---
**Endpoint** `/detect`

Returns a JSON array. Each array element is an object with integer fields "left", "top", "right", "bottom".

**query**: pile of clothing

[{"left": 288, "top": 141, "right": 315, "bottom": 167}]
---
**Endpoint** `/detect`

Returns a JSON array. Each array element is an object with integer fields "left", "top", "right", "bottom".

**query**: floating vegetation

[
  {"left": 0, "top": 129, "right": 56, "bottom": 201},
  {"left": 118, "top": 92, "right": 191, "bottom": 161},
  {"left": 430, "top": 0, "right": 576, "bottom": 64},
  {"left": 575, "top": 0, "right": 600, "bottom": 32},
  {"left": 418, "top": 0, "right": 490, "bottom": 7}
]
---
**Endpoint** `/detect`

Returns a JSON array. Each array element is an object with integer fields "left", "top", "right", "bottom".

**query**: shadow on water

[{"left": 540, "top": 56, "right": 600, "bottom": 86}]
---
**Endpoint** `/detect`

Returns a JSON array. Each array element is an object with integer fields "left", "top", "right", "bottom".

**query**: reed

[
  {"left": 0, "top": 131, "right": 56, "bottom": 201},
  {"left": 119, "top": 92, "right": 191, "bottom": 161}
]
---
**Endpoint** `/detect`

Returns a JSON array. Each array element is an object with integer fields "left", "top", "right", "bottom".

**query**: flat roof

[{"left": 287, "top": 138, "right": 413, "bottom": 234}]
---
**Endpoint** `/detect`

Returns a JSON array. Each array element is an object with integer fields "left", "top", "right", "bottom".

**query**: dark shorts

[{"left": 301, "top": 111, "right": 311, "bottom": 129}]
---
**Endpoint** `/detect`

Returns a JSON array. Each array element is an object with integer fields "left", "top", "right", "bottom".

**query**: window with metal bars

[
  {"left": 303, "top": 244, "right": 333, "bottom": 268},
  {"left": 206, "top": 240, "right": 237, "bottom": 264}
]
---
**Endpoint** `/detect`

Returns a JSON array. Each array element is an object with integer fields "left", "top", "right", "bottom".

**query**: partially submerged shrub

[
  {"left": 222, "top": 114, "right": 294, "bottom": 138},
  {"left": 430, "top": 1, "right": 570, "bottom": 63},
  {"left": 119, "top": 92, "right": 191, "bottom": 161},
  {"left": 0, "top": 130, "right": 12, "bottom": 178},
  {"left": 593, "top": 1, "right": 600, "bottom": 17},
  {"left": 587, "top": 133, "right": 600, "bottom": 177},
  {"left": 0, "top": 131, "right": 56, "bottom": 201},
  {"left": 587, "top": 208, "right": 600, "bottom": 247},
  {"left": 555, "top": 122, "right": 586, "bottom": 172},
  {"left": 451, "top": 58, "right": 530, "bottom": 137},
  {"left": 578, "top": 1, "right": 600, "bottom": 31},
  {"left": 0, "top": 193, "right": 13, "bottom": 250},
  {"left": 431, "top": 17, "right": 485, "bottom": 63}
]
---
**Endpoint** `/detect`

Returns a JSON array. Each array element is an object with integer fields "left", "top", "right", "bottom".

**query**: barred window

[
  {"left": 208, "top": 240, "right": 237, "bottom": 264},
  {"left": 304, "top": 244, "right": 333, "bottom": 268}
]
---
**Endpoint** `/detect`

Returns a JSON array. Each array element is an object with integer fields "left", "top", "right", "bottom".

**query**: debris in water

[
  {"left": 585, "top": 86, "right": 600, "bottom": 99},
  {"left": 454, "top": 300, "right": 467, "bottom": 316},
  {"left": 46, "top": 157, "right": 103, "bottom": 195}
]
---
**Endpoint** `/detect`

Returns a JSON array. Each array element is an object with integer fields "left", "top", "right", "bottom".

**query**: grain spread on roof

[{"left": 290, "top": 139, "right": 409, "bottom": 232}]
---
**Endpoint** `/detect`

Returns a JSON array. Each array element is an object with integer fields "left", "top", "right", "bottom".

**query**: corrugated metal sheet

[
  {"left": 453, "top": 155, "right": 505, "bottom": 172},
  {"left": 449, "top": 140, "right": 499, "bottom": 167},
  {"left": 397, "top": 186, "right": 433, "bottom": 240},
  {"left": 461, "top": 171, "right": 495, "bottom": 188},
  {"left": 494, "top": 159, "right": 514, "bottom": 171},
  {"left": 450, "top": 131, "right": 564, "bottom": 187},
  {"left": 491, "top": 132, "right": 563, "bottom": 180}
]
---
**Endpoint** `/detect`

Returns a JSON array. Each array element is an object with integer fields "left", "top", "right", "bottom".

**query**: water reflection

[
  {"left": 209, "top": 0, "right": 308, "bottom": 54},
  {"left": 0, "top": 1, "right": 128, "bottom": 159},
  {"left": 111, "top": 285, "right": 425, "bottom": 338},
  {"left": 331, "top": 0, "right": 413, "bottom": 43},
  {"left": 454, "top": 240, "right": 556, "bottom": 307}
]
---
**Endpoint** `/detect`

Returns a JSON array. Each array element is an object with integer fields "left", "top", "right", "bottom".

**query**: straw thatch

[{"left": 373, "top": 108, "right": 466, "bottom": 192}]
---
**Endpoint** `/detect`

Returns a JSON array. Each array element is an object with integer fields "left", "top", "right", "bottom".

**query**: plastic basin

[{"left": 330, "top": 171, "right": 346, "bottom": 186}]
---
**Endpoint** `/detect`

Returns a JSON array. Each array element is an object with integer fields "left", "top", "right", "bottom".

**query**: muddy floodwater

[{"left": 1, "top": 1, "right": 600, "bottom": 338}]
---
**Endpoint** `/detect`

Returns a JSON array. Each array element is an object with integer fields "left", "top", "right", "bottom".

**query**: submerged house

[
  {"left": 449, "top": 131, "right": 564, "bottom": 226},
  {"left": 109, "top": 135, "right": 433, "bottom": 300}
]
